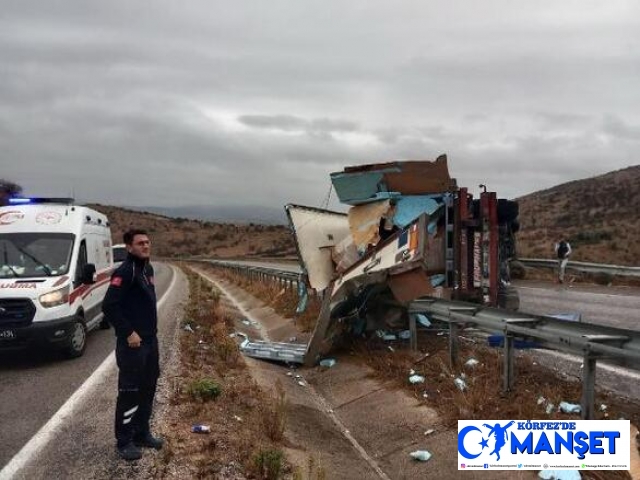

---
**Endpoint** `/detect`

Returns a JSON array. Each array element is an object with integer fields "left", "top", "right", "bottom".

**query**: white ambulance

[{"left": 0, "top": 198, "right": 113, "bottom": 358}]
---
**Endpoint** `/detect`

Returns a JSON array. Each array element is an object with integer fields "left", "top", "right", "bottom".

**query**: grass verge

[
  {"left": 207, "top": 263, "right": 639, "bottom": 480},
  {"left": 150, "top": 265, "right": 292, "bottom": 479}
]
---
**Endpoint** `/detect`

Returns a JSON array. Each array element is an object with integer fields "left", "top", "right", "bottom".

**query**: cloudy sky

[{"left": 1, "top": 1, "right": 639, "bottom": 213}]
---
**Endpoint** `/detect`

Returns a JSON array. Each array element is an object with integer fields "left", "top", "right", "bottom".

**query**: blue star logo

[{"left": 479, "top": 437, "right": 489, "bottom": 449}]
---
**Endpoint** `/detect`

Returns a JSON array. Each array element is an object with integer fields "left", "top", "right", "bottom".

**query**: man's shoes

[
  {"left": 117, "top": 442, "right": 142, "bottom": 461},
  {"left": 134, "top": 432, "right": 164, "bottom": 450}
]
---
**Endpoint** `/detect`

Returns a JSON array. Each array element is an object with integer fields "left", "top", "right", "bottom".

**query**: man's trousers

[{"left": 114, "top": 337, "right": 159, "bottom": 448}]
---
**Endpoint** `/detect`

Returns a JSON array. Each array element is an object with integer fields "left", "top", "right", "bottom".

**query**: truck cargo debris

[{"left": 285, "top": 154, "right": 520, "bottom": 365}]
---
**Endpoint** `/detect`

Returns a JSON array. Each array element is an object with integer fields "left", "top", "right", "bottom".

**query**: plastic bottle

[{"left": 191, "top": 424, "right": 211, "bottom": 434}]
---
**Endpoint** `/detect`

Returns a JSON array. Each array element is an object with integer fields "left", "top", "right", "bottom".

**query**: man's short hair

[{"left": 123, "top": 229, "right": 149, "bottom": 245}]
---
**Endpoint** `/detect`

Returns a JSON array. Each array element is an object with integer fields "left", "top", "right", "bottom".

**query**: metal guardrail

[
  {"left": 194, "top": 259, "right": 304, "bottom": 289},
  {"left": 518, "top": 258, "right": 640, "bottom": 278},
  {"left": 408, "top": 297, "right": 640, "bottom": 419},
  {"left": 193, "top": 258, "right": 639, "bottom": 418}
]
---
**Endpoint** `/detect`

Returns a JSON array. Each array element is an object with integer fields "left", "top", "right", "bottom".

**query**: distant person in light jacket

[{"left": 554, "top": 239, "right": 572, "bottom": 283}]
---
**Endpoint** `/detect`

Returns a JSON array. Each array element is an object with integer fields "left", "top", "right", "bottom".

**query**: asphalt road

[
  {"left": 0, "top": 262, "right": 175, "bottom": 472},
  {"left": 517, "top": 281, "right": 640, "bottom": 331}
]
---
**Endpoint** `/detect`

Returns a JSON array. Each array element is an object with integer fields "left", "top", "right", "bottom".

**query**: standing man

[
  {"left": 554, "top": 238, "right": 572, "bottom": 283},
  {"left": 103, "top": 229, "right": 163, "bottom": 461}
]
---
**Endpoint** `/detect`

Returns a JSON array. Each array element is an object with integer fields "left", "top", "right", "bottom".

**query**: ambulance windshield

[{"left": 0, "top": 233, "right": 74, "bottom": 278}]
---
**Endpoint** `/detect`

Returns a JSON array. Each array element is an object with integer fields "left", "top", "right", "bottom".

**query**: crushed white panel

[{"left": 286, "top": 205, "right": 350, "bottom": 291}]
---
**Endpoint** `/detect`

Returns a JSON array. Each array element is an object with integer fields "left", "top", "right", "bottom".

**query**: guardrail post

[
  {"left": 581, "top": 353, "right": 597, "bottom": 420},
  {"left": 503, "top": 335, "right": 515, "bottom": 392},
  {"left": 449, "top": 322, "right": 459, "bottom": 367}
]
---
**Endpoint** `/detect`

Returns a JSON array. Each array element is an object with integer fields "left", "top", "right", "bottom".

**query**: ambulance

[{"left": 0, "top": 198, "right": 113, "bottom": 358}]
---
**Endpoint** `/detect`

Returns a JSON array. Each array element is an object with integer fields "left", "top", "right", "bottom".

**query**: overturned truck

[{"left": 286, "top": 155, "right": 519, "bottom": 366}]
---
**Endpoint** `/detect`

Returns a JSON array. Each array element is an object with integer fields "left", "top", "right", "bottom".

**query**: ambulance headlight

[{"left": 39, "top": 285, "right": 70, "bottom": 308}]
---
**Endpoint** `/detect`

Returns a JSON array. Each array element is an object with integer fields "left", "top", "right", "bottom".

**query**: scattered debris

[
  {"left": 454, "top": 378, "right": 467, "bottom": 391},
  {"left": 319, "top": 358, "right": 337, "bottom": 368},
  {"left": 297, "top": 380, "right": 306, "bottom": 387},
  {"left": 288, "top": 336, "right": 297, "bottom": 342},
  {"left": 398, "top": 330, "right": 412, "bottom": 340},
  {"left": 409, "top": 450, "right": 432, "bottom": 462},
  {"left": 233, "top": 415, "right": 242, "bottom": 422},
  {"left": 424, "top": 429, "right": 435, "bottom": 436},
  {"left": 413, "top": 353, "right": 431, "bottom": 363},
  {"left": 409, "top": 375, "right": 425, "bottom": 384},
  {"left": 191, "top": 424, "right": 211, "bottom": 434},
  {"left": 376, "top": 330, "right": 397, "bottom": 341},
  {"left": 242, "top": 319, "right": 251, "bottom": 326},
  {"left": 538, "top": 469, "right": 581, "bottom": 480},
  {"left": 464, "top": 358, "right": 479, "bottom": 368},
  {"left": 183, "top": 324, "right": 194, "bottom": 333},
  {"left": 537, "top": 396, "right": 556, "bottom": 415},
  {"left": 415, "top": 313, "right": 432, "bottom": 328},
  {"left": 558, "top": 402, "right": 581, "bottom": 414},
  {"left": 600, "top": 404, "right": 608, "bottom": 412},
  {"left": 387, "top": 346, "right": 395, "bottom": 352}
]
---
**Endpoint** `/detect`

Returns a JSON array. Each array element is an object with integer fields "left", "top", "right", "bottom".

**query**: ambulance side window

[{"left": 74, "top": 240, "right": 88, "bottom": 286}]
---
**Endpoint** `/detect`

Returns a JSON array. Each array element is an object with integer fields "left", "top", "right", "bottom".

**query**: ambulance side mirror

[{"left": 81, "top": 264, "right": 96, "bottom": 285}]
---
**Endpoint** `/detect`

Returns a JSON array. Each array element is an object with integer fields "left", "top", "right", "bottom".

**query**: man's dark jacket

[{"left": 102, "top": 253, "right": 158, "bottom": 340}]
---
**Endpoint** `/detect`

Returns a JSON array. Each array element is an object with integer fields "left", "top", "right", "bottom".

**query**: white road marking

[{"left": 0, "top": 265, "right": 178, "bottom": 480}]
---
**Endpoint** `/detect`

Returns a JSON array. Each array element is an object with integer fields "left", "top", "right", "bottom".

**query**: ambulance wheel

[{"left": 65, "top": 317, "right": 87, "bottom": 358}]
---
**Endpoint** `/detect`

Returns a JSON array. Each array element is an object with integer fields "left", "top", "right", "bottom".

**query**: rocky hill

[
  {"left": 89, "top": 163, "right": 640, "bottom": 266},
  {"left": 89, "top": 204, "right": 296, "bottom": 259},
  {"left": 516, "top": 165, "right": 640, "bottom": 265}
]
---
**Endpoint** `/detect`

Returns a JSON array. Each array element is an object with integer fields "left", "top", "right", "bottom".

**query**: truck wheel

[
  {"left": 65, "top": 317, "right": 87, "bottom": 358},
  {"left": 498, "top": 285, "right": 520, "bottom": 311}
]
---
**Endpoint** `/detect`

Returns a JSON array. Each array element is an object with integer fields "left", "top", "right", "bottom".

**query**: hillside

[
  {"left": 516, "top": 165, "right": 640, "bottom": 265},
  {"left": 89, "top": 204, "right": 296, "bottom": 259}
]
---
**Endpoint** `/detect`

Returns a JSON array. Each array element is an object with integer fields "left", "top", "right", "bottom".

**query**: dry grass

[
  {"left": 89, "top": 203, "right": 296, "bottom": 259},
  {"left": 194, "top": 263, "right": 639, "bottom": 480},
  {"left": 514, "top": 263, "right": 640, "bottom": 288},
  {"left": 517, "top": 164, "right": 640, "bottom": 266},
  {"left": 351, "top": 331, "right": 638, "bottom": 480},
  {"left": 151, "top": 266, "right": 293, "bottom": 479},
  {"left": 201, "top": 265, "right": 322, "bottom": 333}
]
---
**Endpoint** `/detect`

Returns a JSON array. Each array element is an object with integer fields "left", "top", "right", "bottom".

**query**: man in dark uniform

[{"left": 103, "top": 228, "right": 163, "bottom": 461}]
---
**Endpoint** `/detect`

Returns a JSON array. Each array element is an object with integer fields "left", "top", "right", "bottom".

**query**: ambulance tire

[{"left": 64, "top": 316, "right": 87, "bottom": 359}]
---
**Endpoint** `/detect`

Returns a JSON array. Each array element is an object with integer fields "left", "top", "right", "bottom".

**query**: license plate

[{"left": 0, "top": 330, "right": 16, "bottom": 339}]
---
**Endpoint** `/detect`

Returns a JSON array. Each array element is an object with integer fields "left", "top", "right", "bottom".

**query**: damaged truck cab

[{"left": 286, "top": 155, "right": 519, "bottom": 363}]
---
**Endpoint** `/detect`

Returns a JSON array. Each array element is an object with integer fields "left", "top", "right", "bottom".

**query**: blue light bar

[{"left": 7, "top": 197, "right": 74, "bottom": 205}]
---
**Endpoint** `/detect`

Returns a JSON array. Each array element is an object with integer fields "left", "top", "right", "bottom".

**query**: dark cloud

[{"left": 1, "top": 0, "right": 639, "bottom": 212}]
